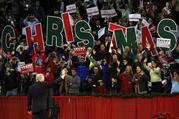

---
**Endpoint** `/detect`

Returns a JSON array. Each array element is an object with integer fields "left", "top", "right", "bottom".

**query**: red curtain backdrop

[{"left": 0, "top": 96, "right": 179, "bottom": 119}]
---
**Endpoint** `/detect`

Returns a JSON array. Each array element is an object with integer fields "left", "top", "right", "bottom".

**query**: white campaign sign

[
  {"left": 98, "top": 27, "right": 105, "bottom": 39},
  {"left": 86, "top": 7, "right": 99, "bottom": 17},
  {"left": 157, "top": 38, "right": 171, "bottom": 48},
  {"left": 100, "top": 9, "right": 117, "bottom": 18},
  {"left": 129, "top": 14, "right": 141, "bottom": 21},
  {"left": 66, "top": 4, "right": 76, "bottom": 13}
]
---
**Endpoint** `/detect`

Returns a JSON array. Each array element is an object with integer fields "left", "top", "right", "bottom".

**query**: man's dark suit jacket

[{"left": 27, "top": 79, "right": 60, "bottom": 113}]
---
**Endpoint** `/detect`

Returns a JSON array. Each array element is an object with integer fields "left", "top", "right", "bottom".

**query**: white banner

[
  {"left": 129, "top": 14, "right": 141, "bottom": 21},
  {"left": 86, "top": 7, "right": 99, "bottom": 17},
  {"left": 100, "top": 9, "right": 117, "bottom": 18},
  {"left": 98, "top": 27, "right": 105, "bottom": 39},
  {"left": 157, "top": 38, "right": 171, "bottom": 48},
  {"left": 66, "top": 4, "right": 76, "bottom": 13}
]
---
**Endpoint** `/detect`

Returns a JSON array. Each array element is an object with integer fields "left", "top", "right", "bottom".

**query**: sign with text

[
  {"left": 100, "top": 9, "right": 117, "bottom": 18},
  {"left": 86, "top": 7, "right": 99, "bottom": 17},
  {"left": 157, "top": 38, "right": 171, "bottom": 48},
  {"left": 73, "top": 46, "right": 86, "bottom": 56},
  {"left": 21, "top": 63, "right": 34, "bottom": 74},
  {"left": 129, "top": 14, "right": 141, "bottom": 21},
  {"left": 1, "top": 15, "right": 177, "bottom": 54},
  {"left": 66, "top": 4, "right": 76, "bottom": 13}
]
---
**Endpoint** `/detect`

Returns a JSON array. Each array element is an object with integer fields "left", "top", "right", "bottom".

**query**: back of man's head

[{"left": 36, "top": 74, "right": 45, "bottom": 82}]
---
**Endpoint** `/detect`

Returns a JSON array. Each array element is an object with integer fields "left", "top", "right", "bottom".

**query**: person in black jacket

[
  {"left": 0, "top": 58, "right": 5, "bottom": 95},
  {"left": 132, "top": 66, "right": 149, "bottom": 94},
  {"left": 27, "top": 69, "right": 66, "bottom": 119},
  {"left": 4, "top": 66, "right": 20, "bottom": 96}
]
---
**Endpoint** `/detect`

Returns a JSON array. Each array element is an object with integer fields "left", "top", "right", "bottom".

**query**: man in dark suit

[{"left": 27, "top": 69, "right": 66, "bottom": 119}]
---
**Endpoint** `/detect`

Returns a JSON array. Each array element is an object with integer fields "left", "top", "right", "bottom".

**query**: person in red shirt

[
  {"left": 32, "top": 52, "right": 45, "bottom": 73},
  {"left": 44, "top": 66, "right": 54, "bottom": 82},
  {"left": 44, "top": 52, "right": 58, "bottom": 75},
  {"left": 118, "top": 65, "right": 134, "bottom": 94},
  {"left": 95, "top": 80, "right": 107, "bottom": 94},
  {"left": 159, "top": 51, "right": 168, "bottom": 62},
  {"left": 43, "top": 66, "right": 55, "bottom": 96}
]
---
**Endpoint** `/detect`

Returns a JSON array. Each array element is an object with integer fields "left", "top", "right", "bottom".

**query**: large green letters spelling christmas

[{"left": 1, "top": 13, "right": 178, "bottom": 54}]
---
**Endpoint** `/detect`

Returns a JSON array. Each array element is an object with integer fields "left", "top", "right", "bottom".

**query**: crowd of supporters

[{"left": 0, "top": 0, "right": 179, "bottom": 96}]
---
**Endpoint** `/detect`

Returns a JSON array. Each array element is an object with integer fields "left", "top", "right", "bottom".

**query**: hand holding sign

[{"left": 21, "top": 63, "right": 34, "bottom": 74}]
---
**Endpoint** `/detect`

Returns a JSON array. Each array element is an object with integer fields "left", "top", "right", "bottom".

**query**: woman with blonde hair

[{"left": 118, "top": 65, "right": 134, "bottom": 94}]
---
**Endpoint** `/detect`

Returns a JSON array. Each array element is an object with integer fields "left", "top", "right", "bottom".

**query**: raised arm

[
  {"left": 143, "top": 58, "right": 150, "bottom": 71},
  {"left": 27, "top": 38, "right": 34, "bottom": 54}
]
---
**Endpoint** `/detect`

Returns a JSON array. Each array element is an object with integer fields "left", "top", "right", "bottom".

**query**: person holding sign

[{"left": 4, "top": 66, "right": 20, "bottom": 96}]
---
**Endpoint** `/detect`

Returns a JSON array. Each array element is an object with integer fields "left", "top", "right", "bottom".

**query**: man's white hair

[{"left": 36, "top": 73, "right": 44, "bottom": 82}]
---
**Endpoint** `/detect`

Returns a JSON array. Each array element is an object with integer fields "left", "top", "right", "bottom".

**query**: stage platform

[{"left": 0, "top": 96, "right": 179, "bottom": 119}]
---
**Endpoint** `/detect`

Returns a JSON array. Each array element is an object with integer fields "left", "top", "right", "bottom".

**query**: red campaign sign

[
  {"left": 73, "top": 46, "right": 86, "bottom": 56},
  {"left": 21, "top": 63, "right": 34, "bottom": 74}
]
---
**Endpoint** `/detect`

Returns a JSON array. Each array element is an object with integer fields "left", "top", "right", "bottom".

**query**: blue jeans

[{"left": 6, "top": 88, "right": 18, "bottom": 96}]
